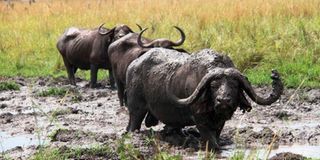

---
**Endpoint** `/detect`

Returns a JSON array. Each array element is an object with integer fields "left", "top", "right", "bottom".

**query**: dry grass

[{"left": 0, "top": 0, "right": 319, "bottom": 87}]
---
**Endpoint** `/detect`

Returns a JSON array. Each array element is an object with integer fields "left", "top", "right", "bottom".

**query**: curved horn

[
  {"left": 170, "top": 26, "right": 186, "bottom": 46},
  {"left": 98, "top": 23, "right": 114, "bottom": 35},
  {"left": 136, "top": 24, "right": 143, "bottom": 31},
  {"left": 98, "top": 23, "right": 107, "bottom": 35},
  {"left": 236, "top": 69, "right": 283, "bottom": 105},
  {"left": 138, "top": 26, "right": 186, "bottom": 48},
  {"left": 137, "top": 28, "right": 153, "bottom": 48},
  {"left": 166, "top": 68, "right": 224, "bottom": 106}
]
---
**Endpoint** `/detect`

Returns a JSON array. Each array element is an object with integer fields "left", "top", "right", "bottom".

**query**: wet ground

[{"left": 0, "top": 77, "right": 319, "bottom": 159}]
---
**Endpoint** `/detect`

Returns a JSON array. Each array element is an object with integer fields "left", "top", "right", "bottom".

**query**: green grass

[
  {"left": 33, "top": 133, "right": 183, "bottom": 160},
  {"left": 0, "top": 81, "right": 20, "bottom": 91},
  {"left": 37, "top": 87, "right": 68, "bottom": 97},
  {"left": 0, "top": 0, "right": 319, "bottom": 88},
  {"left": 31, "top": 145, "right": 115, "bottom": 160},
  {"left": 31, "top": 148, "right": 66, "bottom": 160},
  {"left": 49, "top": 108, "right": 72, "bottom": 118},
  {"left": 229, "top": 150, "right": 246, "bottom": 160}
]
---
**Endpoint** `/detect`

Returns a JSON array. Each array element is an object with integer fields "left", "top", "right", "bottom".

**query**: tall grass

[{"left": 0, "top": 0, "right": 319, "bottom": 87}]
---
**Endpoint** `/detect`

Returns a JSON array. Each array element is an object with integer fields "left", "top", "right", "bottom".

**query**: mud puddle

[
  {"left": 0, "top": 77, "right": 320, "bottom": 159},
  {"left": 217, "top": 144, "right": 320, "bottom": 159},
  {"left": 0, "top": 132, "right": 43, "bottom": 152},
  {"left": 268, "top": 144, "right": 320, "bottom": 158}
]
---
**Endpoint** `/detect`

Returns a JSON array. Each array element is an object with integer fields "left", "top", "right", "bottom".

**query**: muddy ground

[{"left": 0, "top": 77, "right": 319, "bottom": 159}]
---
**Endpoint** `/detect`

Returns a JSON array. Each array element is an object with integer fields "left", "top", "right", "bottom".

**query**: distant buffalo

[
  {"left": 125, "top": 48, "right": 283, "bottom": 149},
  {"left": 56, "top": 24, "right": 135, "bottom": 88},
  {"left": 107, "top": 26, "right": 186, "bottom": 106}
]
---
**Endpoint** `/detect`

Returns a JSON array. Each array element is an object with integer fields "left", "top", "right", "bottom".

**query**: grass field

[{"left": 0, "top": 0, "right": 319, "bottom": 88}]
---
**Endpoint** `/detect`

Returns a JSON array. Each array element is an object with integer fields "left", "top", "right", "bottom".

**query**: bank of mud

[{"left": 0, "top": 77, "right": 319, "bottom": 159}]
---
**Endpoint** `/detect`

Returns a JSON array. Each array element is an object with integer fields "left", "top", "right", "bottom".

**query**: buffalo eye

[{"left": 210, "top": 80, "right": 221, "bottom": 89}]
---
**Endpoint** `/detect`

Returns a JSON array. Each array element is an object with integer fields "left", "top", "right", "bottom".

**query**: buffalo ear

[
  {"left": 239, "top": 91, "right": 252, "bottom": 113},
  {"left": 104, "top": 28, "right": 116, "bottom": 42},
  {"left": 106, "top": 27, "right": 116, "bottom": 36}
]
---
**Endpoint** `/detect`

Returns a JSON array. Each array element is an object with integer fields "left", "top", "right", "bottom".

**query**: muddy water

[
  {"left": 0, "top": 132, "right": 39, "bottom": 152},
  {"left": 0, "top": 77, "right": 320, "bottom": 159},
  {"left": 268, "top": 145, "right": 320, "bottom": 158},
  {"left": 217, "top": 144, "right": 320, "bottom": 159}
]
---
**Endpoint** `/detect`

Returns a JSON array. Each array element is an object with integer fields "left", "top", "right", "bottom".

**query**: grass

[
  {"left": 33, "top": 132, "right": 182, "bottom": 160},
  {"left": 37, "top": 87, "right": 68, "bottom": 97},
  {"left": 0, "top": 0, "right": 319, "bottom": 87},
  {"left": 32, "top": 145, "right": 115, "bottom": 160},
  {"left": 0, "top": 81, "right": 20, "bottom": 91}
]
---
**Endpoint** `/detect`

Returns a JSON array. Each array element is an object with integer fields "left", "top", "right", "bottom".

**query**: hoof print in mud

[
  {"left": 273, "top": 111, "right": 298, "bottom": 121},
  {"left": 0, "top": 112, "right": 14, "bottom": 124},
  {"left": 308, "top": 133, "right": 320, "bottom": 144},
  {"left": 0, "top": 103, "right": 8, "bottom": 109}
]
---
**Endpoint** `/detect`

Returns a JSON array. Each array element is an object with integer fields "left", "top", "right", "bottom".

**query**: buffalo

[
  {"left": 125, "top": 48, "right": 283, "bottom": 149},
  {"left": 56, "top": 24, "right": 135, "bottom": 88},
  {"left": 107, "top": 26, "right": 186, "bottom": 106}
]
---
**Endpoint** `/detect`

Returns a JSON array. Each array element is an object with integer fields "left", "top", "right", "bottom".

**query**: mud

[
  {"left": 269, "top": 152, "right": 306, "bottom": 160},
  {"left": 0, "top": 77, "right": 319, "bottom": 159}
]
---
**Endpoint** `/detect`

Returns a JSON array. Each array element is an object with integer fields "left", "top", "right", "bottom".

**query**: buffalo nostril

[
  {"left": 216, "top": 97, "right": 231, "bottom": 104},
  {"left": 216, "top": 97, "right": 222, "bottom": 103}
]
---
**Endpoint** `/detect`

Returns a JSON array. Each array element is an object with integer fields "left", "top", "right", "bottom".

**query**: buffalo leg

[
  {"left": 62, "top": 58, "right": 76, "bottom": 85},
  {"left": 127, "top": 110, "right": 147, "bottom": 132},
  {"left": 90, "top": 64, "right": 98, "bottom": 88},
  {"left": 145, "top": 112, "right": 159, "bottom": 127},
  {"left": 196, "top": 124, "right": 219, "bottom": 150},
  {"left": 73, "top": 67, "right": 78, "bottom": 74},
  {"left": 126, "top": 86, "right": 147, "bottom": 131},
  {"left": 194, "top": 114, "right": 221, "bottom": 150},
  {"left": 108, "top": 70, "right": 116, "bottom": 90},
  {"left": 215, "top": 121, "right": 225, "bottom": 145},
  {"left": 116, "top": 80, "right": 125, "bottom": 106},
  {"left": 126, "top": 98, "right": 147, "bottom": 131},
  {"left": 239, "top": 92, "right": 252, "bottom": 113}
]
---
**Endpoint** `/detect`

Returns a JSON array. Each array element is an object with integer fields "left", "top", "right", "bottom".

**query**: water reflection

[
  {"left": 0, "top": 132, "right": 40, "bottom": 152},
  {"left": 219, "top": 144, "right": 320, "bottom": 159}
]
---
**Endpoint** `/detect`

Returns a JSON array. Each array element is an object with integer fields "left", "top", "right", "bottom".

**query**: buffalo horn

[
  {"left": 170, "top": 26, "right": 186, "bottom": 46},
  {"left": 166, "top": 68, "right": 225, "bottom": 106},
  {"left": 137, "top": 26, "right": 186, "bottom": 48},
  {"left": 236, "top": 70, "right": 283, "bottom": 105},
  {"left": 137, "top": 28, "right": 150, "bottom": 48},
  {"left": 98, "top": 23, "right": 114, "bottom": 35},
  {"left": 136, "top": 24, "right": 143, "bottom": 31}
]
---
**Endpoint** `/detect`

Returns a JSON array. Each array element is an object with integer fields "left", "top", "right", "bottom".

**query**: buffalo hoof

[
  {"left": 183, "top": 128, "right": 201, "bottom": 138},
  {"left": 163, "top": 126, "right": 184, "bottom": 136},
  {"left": 240, "top": 106, "right": 252, "bottom": 113},
  {"left": 69, "top": 81, "right": 76, "bottom": 86},
  {"left": 88, "top": 83, "right": 103, "bottom": 88},
  {"left": 201, "top": 140, "right": 220, "bottom": 151},
  {"left": 110, "top": 85, "right": 117, "bottom": 90}
]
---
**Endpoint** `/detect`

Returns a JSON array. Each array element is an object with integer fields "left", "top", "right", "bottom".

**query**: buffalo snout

[{"left": 216, "top": 96, "right": 232, "bottom": 105}]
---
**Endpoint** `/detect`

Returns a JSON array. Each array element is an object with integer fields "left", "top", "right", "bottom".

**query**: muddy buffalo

[
  {"left": 56, "top": 24, "right": 135, "bottom": 88},
  {"left": 107, "top": 26, "right": 186, "bottom": 106},
  {"left": 125, "top": 48, "right": 283, "bottom": 149}
]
